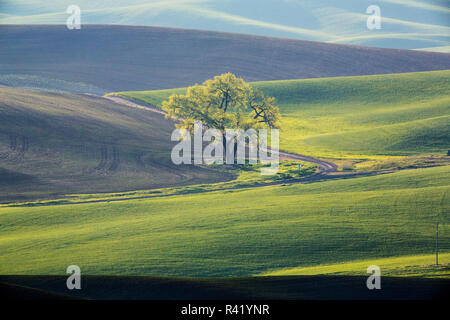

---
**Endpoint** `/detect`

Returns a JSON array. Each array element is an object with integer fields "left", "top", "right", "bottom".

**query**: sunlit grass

[
  {"left": 261, "top": 253, "right": 450, "bottom": 278},
  {"left": 1, "top": 166, "right": 448, "bottom": 277}
]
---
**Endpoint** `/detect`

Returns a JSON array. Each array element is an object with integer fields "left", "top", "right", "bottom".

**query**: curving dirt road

[
  {"left": 104, "top": 95, "right": 167, "bottom": 115},
  {"left": 276, "top": 150, "right": 337, "bottom": 172}
]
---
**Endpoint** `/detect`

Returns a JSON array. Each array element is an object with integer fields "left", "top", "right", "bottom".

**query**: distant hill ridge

[{"left": 1, "top": 24, "right": 449, "bottom": 92}]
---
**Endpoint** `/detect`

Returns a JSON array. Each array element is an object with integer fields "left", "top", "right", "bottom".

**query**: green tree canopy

[{"left": 162, "top": 73, "right": 281, "bottom": 133}]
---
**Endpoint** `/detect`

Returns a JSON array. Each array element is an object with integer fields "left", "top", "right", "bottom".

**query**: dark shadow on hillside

[{"left": 1, "top": 275, "right": 448, "bottom": 300}]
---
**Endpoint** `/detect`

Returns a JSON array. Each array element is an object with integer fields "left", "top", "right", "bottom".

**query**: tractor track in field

[{"left": 1, "top": 134, "right": 29, "bottom": 163}]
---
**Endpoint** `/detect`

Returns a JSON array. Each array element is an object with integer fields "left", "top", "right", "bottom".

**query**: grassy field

[
  {"left": 1, "top": 47, "right": 449, "bottom": 298},
  {"left": 1, "top": 165, "right": 448, "bottom": 277},
  {"left": 0, "top": 87, "right": 233, "bottom": 202},
  {"left": 262, "top": 254, "right": 450, "bottom": 278},
  {"left": 113, "top": 70, "right": 450, "bottom": 160}
]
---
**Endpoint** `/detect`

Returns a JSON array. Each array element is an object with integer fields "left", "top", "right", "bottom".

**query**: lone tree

[{"left": 162, "top": 73, "right": 281, "bottom": 153}]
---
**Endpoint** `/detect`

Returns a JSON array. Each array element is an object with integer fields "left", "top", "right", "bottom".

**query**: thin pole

[{"left": 436, "top": 223, "right": 439, "bottom": 265}]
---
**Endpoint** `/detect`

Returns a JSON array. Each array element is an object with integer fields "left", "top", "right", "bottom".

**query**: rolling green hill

[
  {"left": 1, "top": 165, "right": 448, "bottom": 277},
  {"left": 0, "top": 87, "right": 232, "bottom": 202},
  {"left": 113, "top": 70, "right": 450, "bottom": 159},
  {"left": 1, "top": 25, "right": 450, "bottom": 93},
  {"left": 1, "top": 72, "right": 449, "bottom": 299}
]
